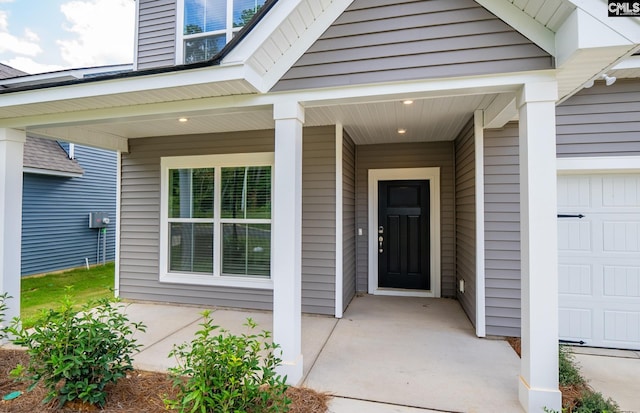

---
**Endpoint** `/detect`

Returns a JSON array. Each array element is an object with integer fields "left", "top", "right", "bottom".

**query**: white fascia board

[
  {"left": 474, "top": 0, "right": 556, "bottom": 55},
  {"left": 258, "top": 0, "right": 355, "bottom": 93},
  {"left": 294, "top": 71, "right": 557, "bottom": 107},
  {"left": 556, "top": 7, "right": 634, "bottom": 67},
  {"left": 223, "top": 0, "right": 355, "bottom": 93},
  {"left": 28, "top": 129, "right": 129, "bottom": 153},
  {"left": 223, "top": 0, "right": 309, "bottom": 63},
  {"left": 0, "top": 63, "right": 251, "bottom": 109},
  {"left": 22, "top": 167, "right": 83, "bottom": 178},
  {"left": 613, "top": 55, "right": 640, "bottom": 70},
  {"left": 567, "top": 0, "right": 640, "bottom": 43},
  {"left": 3, "top": 71, "right": 556, "bottom": 132}
]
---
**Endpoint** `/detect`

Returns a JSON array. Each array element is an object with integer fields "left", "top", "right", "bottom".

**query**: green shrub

[
  {"left": 559, "top": 346, "right": 585, "bottom": 387},
  {"left": 9, "top": 296, "right": 146, "bottom": 407},
  {"left": 0, "top": 292, "right": 9, "bottom": 341},
  {"left": 574, "top": 390, "right": 620, "bottom": 413},
  {"left": 165, "top": 311, "right": 290, "bottom": 413}
]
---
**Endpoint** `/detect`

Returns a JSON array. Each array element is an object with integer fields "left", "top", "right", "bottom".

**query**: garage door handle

[{"left": 557, "top": 214, "right": 585, "bottom": 219}]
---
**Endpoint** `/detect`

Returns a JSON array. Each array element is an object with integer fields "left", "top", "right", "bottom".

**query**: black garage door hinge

[{"left": 557, "top": 214, "right": 585, "bottom": 219}]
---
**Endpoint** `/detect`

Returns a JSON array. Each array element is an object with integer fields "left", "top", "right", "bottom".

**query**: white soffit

[
  {"left": 508, "top": 0, "right": 576, "bottom": 32},
  {"left": 306, "top": 94, "right": 498, "bottom": 145}
]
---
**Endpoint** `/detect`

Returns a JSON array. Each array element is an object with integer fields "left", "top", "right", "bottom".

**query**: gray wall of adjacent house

[
  {"left": 557, "top": 79, "right": 640, "bottom": 157},
  {"left": 136, "top": 0, "right": 177, "bottom": 70},
  {"left": 355, "top": 142, "right": 456, "bottom": 297},
  {"left": 454, "top": 119, "right": 476, "bottom": 327},
  {"left": 118, "top": 126, "right": 336, "bottom": 314},
  {"left": 483, "top": 122, "right": 521, "bottom": 337},
  {"left": 342, "top": 132, "right": 357, "bottom": 311},
  {"left": 273, "top": 0, "right": 553, "bottom": 92}
]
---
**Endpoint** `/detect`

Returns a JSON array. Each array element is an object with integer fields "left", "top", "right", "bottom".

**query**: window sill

[{"left": 160, "top": 273, "right": 273, "bottom": 290}]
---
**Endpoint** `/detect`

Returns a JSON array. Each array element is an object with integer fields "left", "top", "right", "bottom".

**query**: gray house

[
  {"left": 1, "top": 1, "right": 639, "bottom": 412},
  {"left": 22, "top": 136, "right": 117, "bottom": 276},
  {"left": 1, "top": 64, "right": 118, "bottom": 276}
]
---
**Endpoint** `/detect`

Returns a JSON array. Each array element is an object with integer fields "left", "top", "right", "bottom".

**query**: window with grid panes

[{"left": 181, "top": 0, "right": 266, "bottom": 63}]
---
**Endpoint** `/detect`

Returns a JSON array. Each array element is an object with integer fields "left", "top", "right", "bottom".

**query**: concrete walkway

[
  {"left": 121, "top": 295, "right": 523, "bottom": 413},
  {"left": 570, "top": 347, "right": 640, "bottom": 413}
]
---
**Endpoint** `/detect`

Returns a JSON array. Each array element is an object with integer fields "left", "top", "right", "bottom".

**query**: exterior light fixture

[
  {"left": 178, "top": 117, "right": 188, "bottom": 122},
  {"left": 602, "top": 73, "right": 616, "bottom": 86},
  {"left": 397, "top": 128, "right": 407, "bottom": 134},
  {"left": 584, "top": 73, "right": 617, "bottom": 89},
  {"left": 403, "top": 100, "right": 414, "bottom": 105}
]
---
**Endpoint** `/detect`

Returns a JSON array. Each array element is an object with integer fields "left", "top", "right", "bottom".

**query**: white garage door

[{"left": 558, "top": 173, "right": 640, "bottom": 350}]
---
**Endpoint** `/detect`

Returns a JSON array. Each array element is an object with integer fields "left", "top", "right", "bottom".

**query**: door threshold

[{"left": 373, "top": 288, "right": 436, "bottom": 298}]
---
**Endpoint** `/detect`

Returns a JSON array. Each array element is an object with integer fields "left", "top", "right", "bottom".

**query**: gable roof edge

[
  {"left": 223, "top": 0, "right": 356, "bottom": 93},
  {"left": 474, "top": 0, "right": 556, "bottom": 55}
]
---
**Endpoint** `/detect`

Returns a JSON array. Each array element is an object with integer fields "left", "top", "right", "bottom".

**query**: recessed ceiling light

[
  {"left": 178, "top": 117, "right": 188, "bottom": 123},
  {"left": 403, "top": 100, "right": 414, "bottom": 105},
  {"left": 397, "top": 128, "right": 407, "bottom": 134}
]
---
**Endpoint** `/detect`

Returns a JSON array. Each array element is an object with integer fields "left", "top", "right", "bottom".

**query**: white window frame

[
  {"left": 176, "top": 0, "right": 250, "bottom": 64},
  {"left": 160, "top": 152, "right": 274, "bottom": 289}
]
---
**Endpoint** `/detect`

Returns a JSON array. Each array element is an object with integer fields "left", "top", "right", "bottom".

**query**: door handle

[{"left": 378, "top": 226, "right": 384, "bottom": 253}]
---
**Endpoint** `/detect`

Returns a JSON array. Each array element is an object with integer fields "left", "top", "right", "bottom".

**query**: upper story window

[{"left": 181, "top": 0, "right": 266, "bottom": 64}]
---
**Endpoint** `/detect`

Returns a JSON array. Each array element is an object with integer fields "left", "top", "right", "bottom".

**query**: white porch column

[
  {"left": 516, "top": 82, "right": 562, "bottom": 413},
  {"left": 0, "top": 128, "right": 25, "bottom": 334},
  {"left": 272, "top": 101, "right": 304, "bottom": 384}
]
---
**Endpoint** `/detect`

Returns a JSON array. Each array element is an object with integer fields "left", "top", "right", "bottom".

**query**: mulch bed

[
  {"left": 0, "top": 349, "right": 330, "bottom": 413},
  {"left": 506, "top": 337, "right": 586, "bottom": 412}
]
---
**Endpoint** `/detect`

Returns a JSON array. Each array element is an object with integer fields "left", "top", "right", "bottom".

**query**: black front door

[{"left": 378, "top": 180, "right": 430, "bottom": 290}]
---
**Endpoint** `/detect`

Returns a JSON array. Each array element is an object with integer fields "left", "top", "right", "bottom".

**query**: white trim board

[
  {"left": 335, "top": 124, "right": 344, "bottom": 318},
  {"left": 474, "top": 110, "right": 486, "bottom": 338},
  {"left": 557, "top": 156, "right": 640, "bottom": 174},
  {"left": 367, "top": 168, "right": 441, "bottom": 298}
]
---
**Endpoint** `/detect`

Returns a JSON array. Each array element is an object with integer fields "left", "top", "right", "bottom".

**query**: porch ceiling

[{"left": 29, "top": 93, "right": 500, "bottom": 147}]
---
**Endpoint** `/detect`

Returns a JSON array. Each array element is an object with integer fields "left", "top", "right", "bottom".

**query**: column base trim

[
  {"left": 519, "top": 375, "right": 562, "bottom": 413},
  {"left": 278, "top": 354, "right": 304, "bottom": 386}
]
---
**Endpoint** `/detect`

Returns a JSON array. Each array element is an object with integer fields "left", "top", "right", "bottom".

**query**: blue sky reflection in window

[{"left": 183, "top": 0, "right": 265, "bottom": 63}]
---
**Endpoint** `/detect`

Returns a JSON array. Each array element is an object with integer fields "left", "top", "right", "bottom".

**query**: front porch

[{"left": 124, "top": 295, "right": 522, "bottom": 413}]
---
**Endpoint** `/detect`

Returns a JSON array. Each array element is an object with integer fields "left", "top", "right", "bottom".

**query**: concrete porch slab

[
  {"left": 304, "top": 295, "right": 523, "bottom": 413},
  {"left": 126, "top": 302, "right": 338, "bottom": 378}
]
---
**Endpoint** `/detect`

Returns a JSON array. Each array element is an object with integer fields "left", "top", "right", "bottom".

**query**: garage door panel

[
  {"left": 602, "top": 175, "right": 640, "bottom": 207},
  {"left": 559, "top": 264, "right": 592, "bottom": 295},
  {"left": 558, "top": 176, "right": 591, "bottom": 208},
  {"left": 603, "top": 311, "right": 640, "bottom": 344},
  {"left": 558, "top": 173, "right": 640, "bottom": 350},
  {"left": 559, "top": 308, "right": 592, "bottom": 339},
  {"left": 558, "top": 221, "right": 591, "bottom": 251},
  {"left": 603, "top": 266, "right": 640, "bottom": 298}
]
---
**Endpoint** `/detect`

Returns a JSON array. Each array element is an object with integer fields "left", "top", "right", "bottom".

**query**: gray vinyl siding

[
  {"left": 302, "top": 126, "right": 336, "bottom": 315},
  {"left": 342, "top": 132, "right": 356, "bottom": 311},
  {"left": 483, "top": 81, "right": 640, "bottom": 337},
  {"left": 557, "top": 79, "right": 640, "bottom": 157},
  {"left": 119, "top": 126, "right": 336, "bottom": 314},
  {"left": 136, "top": 0, "right": 176, "bottom": 70},
  {"left": 454, "top": 119, "right": 476, "bottom": 326},
  {"left": 355, "top": 142, "right": 456, "bottom": 296},
  {"left": 484, "top": 122, "right": 521, "bottom": 337},
  {"left": 21, "top": 145, "right": 117, "bottom": 276},
  {"left": 273, "top": 0, "right": 553, "bottom": 92}
]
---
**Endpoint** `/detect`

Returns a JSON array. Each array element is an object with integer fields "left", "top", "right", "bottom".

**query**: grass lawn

[{"left": 21, "top": 263, "right": 115, "bottom": 328}]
